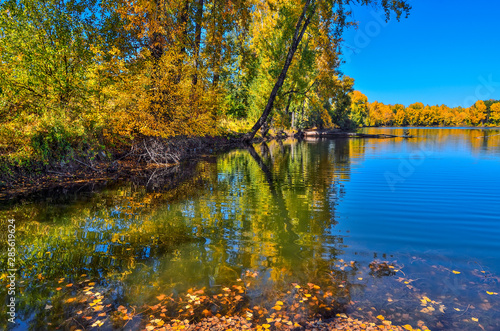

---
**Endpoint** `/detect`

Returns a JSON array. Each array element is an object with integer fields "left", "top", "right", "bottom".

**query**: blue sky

[{"left": 340, "top": 0, "right": 500, "bottom": 107}]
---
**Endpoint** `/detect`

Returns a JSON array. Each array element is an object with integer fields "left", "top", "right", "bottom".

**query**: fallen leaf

[
  {"left": 93, "top": 305, "right": 104, "bottom": 312},
  {"left": 452, "top": 270, "right": 461, "bottom": 274},
  {"left": 91, "top": 320, "right": 104, "bottom": 327}
]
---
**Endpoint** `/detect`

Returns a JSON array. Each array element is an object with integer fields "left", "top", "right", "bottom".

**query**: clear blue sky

[{"left": 340, "top": 0, "right": 500, "bottom": 108}]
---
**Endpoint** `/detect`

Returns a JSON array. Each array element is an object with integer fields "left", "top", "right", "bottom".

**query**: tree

[
  {"left": 465, "top": 100, "right": 487, "bottom": 126},
  {"left": 489, "top": 102, "right": 500, "bottom": 126},
  {"left": 0, "top": 0, "right": 121, "bottom": 160},
  {"left": 392, "top": 104, "right": 407, "bottom": 126},
  {"left": 243, "top": 0, "right": 411, "bottom": 140},
  {"left": 349, "top": 91, "right": 368, "bottom": 127}
]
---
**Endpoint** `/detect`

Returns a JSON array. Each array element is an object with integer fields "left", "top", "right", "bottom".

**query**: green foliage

[{"left": 0, "top": 0, "right": 118, "bottom": 167}]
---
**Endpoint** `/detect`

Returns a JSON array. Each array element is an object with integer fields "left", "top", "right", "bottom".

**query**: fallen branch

[{"left": 75, "top": 159, "right": 98, "bottom": 171}]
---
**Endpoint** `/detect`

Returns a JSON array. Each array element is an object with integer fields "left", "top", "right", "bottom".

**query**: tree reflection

[{"left": 1, "top": 139, "right": 360, "bottom": 329}]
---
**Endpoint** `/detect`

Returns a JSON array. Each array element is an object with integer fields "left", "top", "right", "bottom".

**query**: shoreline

[
  {"left": 0, "top": 135, "right": 247, "bottom": 199},
  {"left": 0, "top": 130, "right": 385, "bottom": 199}
]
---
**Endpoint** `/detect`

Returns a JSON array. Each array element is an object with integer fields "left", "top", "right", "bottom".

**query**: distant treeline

[{"left": 349, "top": 92, "right": 500, "bottom": 128}]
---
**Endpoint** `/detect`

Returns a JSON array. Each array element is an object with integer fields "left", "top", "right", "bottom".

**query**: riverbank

[{"left": 0, "top": 135, "right": 246, "bottom": 199}]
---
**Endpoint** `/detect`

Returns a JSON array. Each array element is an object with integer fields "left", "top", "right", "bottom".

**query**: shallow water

[{"left": 1, "top": 127, "right": 500, "bottom": 330}]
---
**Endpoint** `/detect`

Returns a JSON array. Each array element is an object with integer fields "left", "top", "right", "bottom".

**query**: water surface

[{"left": 1, "top": 127, "right": 500, "bottom": 330}]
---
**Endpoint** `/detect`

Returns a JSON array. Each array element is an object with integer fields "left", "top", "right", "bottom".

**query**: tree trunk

[
  {"left": 192, "top": 0, "right": 204, "bottom": 86},
  {"left": 243, "top": 0, "right": 316, "bottom": 142},
  {"left": 284, "top": 92, "right": 293, "bottom": 127},
  {"left": 176, "top": 0, "right": 190, "bottom": 84}
]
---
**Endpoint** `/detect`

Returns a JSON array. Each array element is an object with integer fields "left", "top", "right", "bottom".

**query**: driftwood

[{"left": 302, "top": 129, "right": 411, "bottom": 139}]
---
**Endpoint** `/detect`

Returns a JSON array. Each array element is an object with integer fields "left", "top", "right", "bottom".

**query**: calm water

[{"left": 1, "top": 128, "right": 500, "bottom": 330}]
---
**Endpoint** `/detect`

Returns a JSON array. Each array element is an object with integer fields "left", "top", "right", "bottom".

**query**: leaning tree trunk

[{"left": 243, "top": 0, "right": 316, "bottom": 142}]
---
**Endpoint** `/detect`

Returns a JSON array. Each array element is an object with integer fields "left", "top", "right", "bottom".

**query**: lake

[{"left": 1, "top": 127, "right": 499, "bottom": 330}]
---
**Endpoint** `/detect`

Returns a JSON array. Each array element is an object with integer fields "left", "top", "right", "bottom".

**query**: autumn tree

[
  {"left": 392, "top": 104, "right": 407, "bottom": 126},
  {"left": 243, "top": 0, "right": 411, "bottom": 140},
  {"left": 349, "top": 91, "right": 368, "bottom": 127},
  {"left": 465, "top": 100, "right": 487, "bottom": 126},
  {"left": 489, "top": 102, "right": 500, "bottom": 126}
]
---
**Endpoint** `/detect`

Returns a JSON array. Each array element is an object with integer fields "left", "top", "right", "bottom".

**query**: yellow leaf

[
  {"left": 486, "top": 291, "right": 498, "bottom": 295},
  {"left": 376, "top": 315, "right": 385, "bottom": 320},
  {"left": 452, "top": 270, "right": 461, "bottom": 274},
  {"left": 471, "top": 317, "right": 478, "bottom": 322},
  {"left": 272, "top": 305, "right": 281, "bottom": 311},
  {"left": 93, "top": 305, "right": 104, "bottom": 311},
  {"left": 276, "top": 301, "right": 284, "bottom": 306},
  {"left": 66, "top": 298, "right": 76, "bottom": 303},
  {"left": 403, "top": 325, "right": 413, "bottom": 330},
  {"left": 91, "top": 320, "right": 104, "bottom": 327},
  {"left": 262, "top": 324, "right": 271, "bottom": 329}
]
